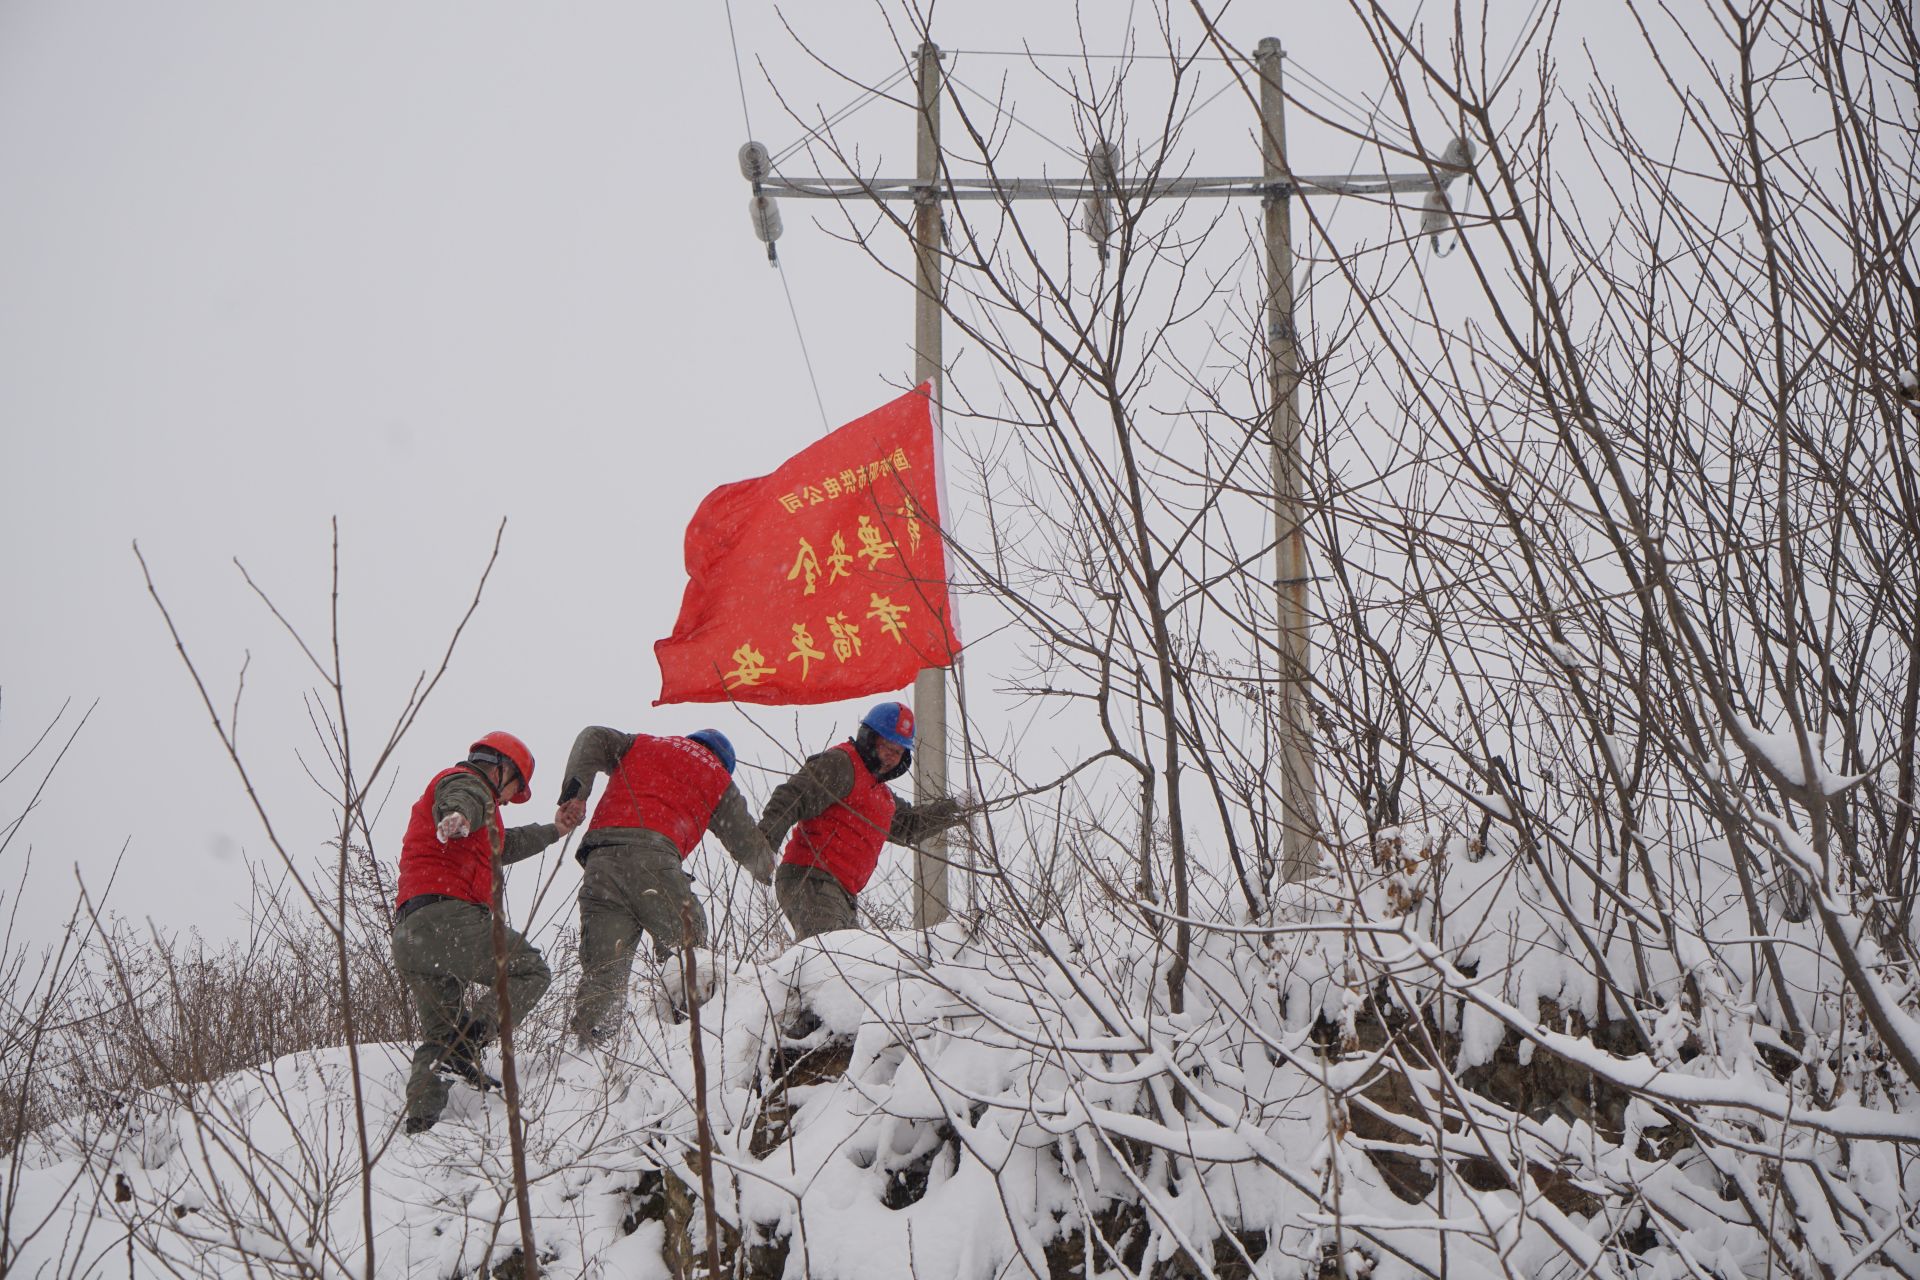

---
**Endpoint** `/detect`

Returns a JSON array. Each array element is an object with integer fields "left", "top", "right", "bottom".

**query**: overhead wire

[
  {"left": 1331, "top": 0, "right": 1431, "bottom": 202},
  {"left": 1405, "top": 0, "right": 1542, "bottom": 260},
  {"left": 1289, "top": 62, "right": 1418, "bottom": 152},
  {"left": 721, "top": 0, "right": 832, "bottom": 431},
  {"left": 777, "top": 254, "right": 831, "bottom": 431},
  {"left": 928, "top": 47, "right": 1415, "bottom": 152},
  {"left": 942, "top": 48, "right": 1233, "bottom": 61},
  {"left": 770, "top": 65, "right": 914, "bottom": 169},
  {"left": 1287, "top": 62, "right": 1388, "bottom": 131},
  {"left": 1166, "top": 59, "right": 1416, "bottom": 167},
  {"left": 720, "top": 0, "right": 757, "bottom": 147},
  {"left": 939, "top": 48, "right": 1422, "bottom": 191},
  {"left": 939, "top": 54, "right": 1407, "bottom": 227},
  {"left": 714, "top": 8, "right": 1475, "bottom": 432},
  {"left": 945, "top": 69, "right": 1085, "bottom": 162},
  {"left": 1491, "top": 0, "right": 1552, "bottom": 91}
]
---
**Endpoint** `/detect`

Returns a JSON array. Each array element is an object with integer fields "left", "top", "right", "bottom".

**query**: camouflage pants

[
  {"left": 775, "top": 863, "right": 858, "bottom": 942},
  {"left": 390, "top": 897, "right": 550, "bottom": 1125},
  {"left": 571, "top": 842, "right": 708, "bottom": 1041}
]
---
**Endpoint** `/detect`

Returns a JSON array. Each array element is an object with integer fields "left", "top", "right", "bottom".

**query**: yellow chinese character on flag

[
  {"left": 826, "top": 530, "right": 854, "bottom": 584},
  {"left": 840, "top": 467, "right": 863, "bottom": 493},
  {"left": 723, "top": 643, "right": 777, "bottom": 689},
  {"left": 890, "top": 446, "right": 911, "bottom": 472},
  {"left": 895, "top": 503, "right": 923, "bottom": 555},
  {"left": 787, "top": 537, "right": 822, "bottom": 595},
  {"left": 823, "top": 475, "right": 842, "bottom": 500},
  {"left": 788, "top": 623, "right": 826, "bottom": 680},
  {"left": 826, "top": 611, "right": 863, "bottom": 661},
  {"left": 778, "top": 492, "right": 802, "bottom": 514},
  {"left": 855, "top": 515, "right": 896, "bottom": 569},
  {"left": 867, "top": 593, "right": 910, "bottom": 643}
]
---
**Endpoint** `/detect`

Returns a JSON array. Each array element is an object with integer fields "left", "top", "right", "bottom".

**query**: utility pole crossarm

[{"left": 754, "top": 171, "right": 1466, "bottom": 202}]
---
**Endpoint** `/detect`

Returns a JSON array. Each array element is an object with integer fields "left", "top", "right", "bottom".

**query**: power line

[
  {"left": 1332, "top": 0, "right": 1429, "bottom": 198},
  {"left": 945, "top": 71, "right": 1084, "bottom": 161},
  {"left": 720, "top": 0, "right": 756, "bottom": 137},
  {"left": 1290, "top": 62, "right": 1417, "bottom": 150},
  {"left": 771, "top": 65, "right": 913, "bottom": 169},
  {"left": 720, "top": 0, "right": 832, "bottom": 433},
  {"left": 777, "top": 251, "right": 832, "bottom": 433},
  {"left": 937, "top": 62, "right": 1412, "bottom": 198},
  {"left": 949, "top": 54, "right": 1420, "bottom": 184},
  {"left": 1171, "top": 58, "right": 1417, "bottom": 155},
  {"left": 1177, "top": 69, "right": 1255, "bottom": 134},
  {"left": 942, "top": 48, "right": 1235, "bottom": 61},
  {"left": 1492, "top": 0, "right": 1551, "bottom": 89}
]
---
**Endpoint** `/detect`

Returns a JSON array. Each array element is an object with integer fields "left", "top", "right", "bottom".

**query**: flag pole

[{"left": 910, "top": 37, "right": 949, "bottom": 930}]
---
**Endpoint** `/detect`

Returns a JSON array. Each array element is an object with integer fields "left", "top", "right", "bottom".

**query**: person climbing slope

[
  {"left": 554, "top": 726, "right": 776, "bottom": 1043},
  {"left": 391, "top": 731, "right": 579, "bottom": 1134},
  {"left": 758, "top": 701, "right": 966, "bottom": 942}
]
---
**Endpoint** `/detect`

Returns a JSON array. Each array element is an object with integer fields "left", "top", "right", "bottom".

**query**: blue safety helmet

[
  {"left": 687, "top": 729, "right": 737, "bottom": 775},
  {"left": 859, "top": 701, "right": 915, "bottom": 750}
]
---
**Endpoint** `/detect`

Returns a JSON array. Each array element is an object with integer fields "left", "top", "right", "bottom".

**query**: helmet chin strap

[{"left": 477, "top": 761, "right": 514, "bottom": 803}]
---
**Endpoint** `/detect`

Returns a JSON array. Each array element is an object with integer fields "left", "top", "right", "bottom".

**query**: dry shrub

[{"left": 4, "top": 857, "right": 410, "bottom": 1152}]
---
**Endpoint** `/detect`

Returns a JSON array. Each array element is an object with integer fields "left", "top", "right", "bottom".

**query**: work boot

[
  {"left": 400, "top": 1042, "right": 454, "bottom": 1133},
  {"left": 438, "top": 1019, "right": 500, "bottom": 1091}
]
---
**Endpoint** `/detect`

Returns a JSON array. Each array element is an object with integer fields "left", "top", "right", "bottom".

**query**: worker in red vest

[
  {"left": 758, "top": 701, "right": 966, "bottom": 941},
  {"left": 391, "top": 731, "right": 580, "bottom": 1134},
  {"left": 554, "top": 726, "right": 777, "bottom": 1043}
]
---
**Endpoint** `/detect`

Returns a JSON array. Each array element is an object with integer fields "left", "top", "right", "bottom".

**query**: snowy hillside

[
  {"left": 5, "top": 0, "right": 1915, "bottom": 1275},
  {"left": 12, "top": 823, "right": 1918, "bottom": 1280}
]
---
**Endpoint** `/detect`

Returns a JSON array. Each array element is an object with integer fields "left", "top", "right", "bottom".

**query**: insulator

[
  {"left": 749, "top": 194, "right": 784, "bottom": 244},
  {"left": 1420, "top": 136, "right": 1476, "bottom": 256},
  {"left": 1088, "top": 141, "right": 1118, "bottom": 190},
  {"left": 738, "top": 141, "right": 773, "bottom": 182},
  {"left": 1081, "top": 199, "right": 1112, "bottom": 261},
  {"left": 1418, "top": 185, "right": 1454, "bottom": 253},
  {"left": 1083, "top": 141, "right": 1118, "bottom": 262}
]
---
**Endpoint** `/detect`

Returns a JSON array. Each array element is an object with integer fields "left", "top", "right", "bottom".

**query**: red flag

[{"left": 654, "top": 385, "right": 959, "bottom": 706}]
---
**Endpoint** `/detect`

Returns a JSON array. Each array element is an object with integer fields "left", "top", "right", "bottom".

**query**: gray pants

[
  {"left": 775, "top": 863, "right": 858, "bottom": 941},
  {"left": 391, "top": 898, "right": 550, "bottom": 1125},
  {"left": 572, "top": 842, "right": 709, "bottom": 1041}
]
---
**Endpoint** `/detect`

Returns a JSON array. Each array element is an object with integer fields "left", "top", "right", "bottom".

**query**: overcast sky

[{"left": 0, "top": 1, "right": 1521, "bottom": 945}]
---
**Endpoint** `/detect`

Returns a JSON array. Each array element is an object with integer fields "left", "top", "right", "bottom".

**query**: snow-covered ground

[{"left": 11, "top": 828, "right": 1918, "bottom": 1279}]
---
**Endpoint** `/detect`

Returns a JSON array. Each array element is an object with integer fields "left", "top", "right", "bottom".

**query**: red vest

[
  {"left": 782, "top": 742, "right": 897, "bottom": 895},
  {"left": 586, "top": 734, "right": 732, "bottom": 856},
  {"left": 396, "top": 765, "right": 502, "bottom": 908}
]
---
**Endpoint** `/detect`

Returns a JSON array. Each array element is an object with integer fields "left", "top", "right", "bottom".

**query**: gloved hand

[
  {"left": 923, "top": 796, "right": 964, "bottom": 827},
  {"left": 555, "top": 798, "right": 587, "bottom": 835},
  {"left": 436, "top": 812, "right": 472, "bottom": 843},
  {"left": 743, "top": 842, "right": 776, "bottom": 887}
]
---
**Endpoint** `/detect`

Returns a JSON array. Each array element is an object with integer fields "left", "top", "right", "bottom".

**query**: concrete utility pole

[
  {"left": 740, "top": 36, "right": 1472, "bottom": 911},
  {"left": 909, "top": 40, "right": 950, "bottom": 929},
  {"left": 1257, "top": 38, "right": 1321, "bottom": 884}
]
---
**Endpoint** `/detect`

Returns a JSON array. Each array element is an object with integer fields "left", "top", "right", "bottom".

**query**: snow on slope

[
  {"left": 8, "top": 921, "right": 1427, "bottom": 1280},
  {"left": 11, "top": 826, "right": 1919, "bottom": 1279}
]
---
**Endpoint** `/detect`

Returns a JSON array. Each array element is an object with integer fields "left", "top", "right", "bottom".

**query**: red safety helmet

[{"left": 468, "top": 731, "right": 534, "bottom": 803}]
